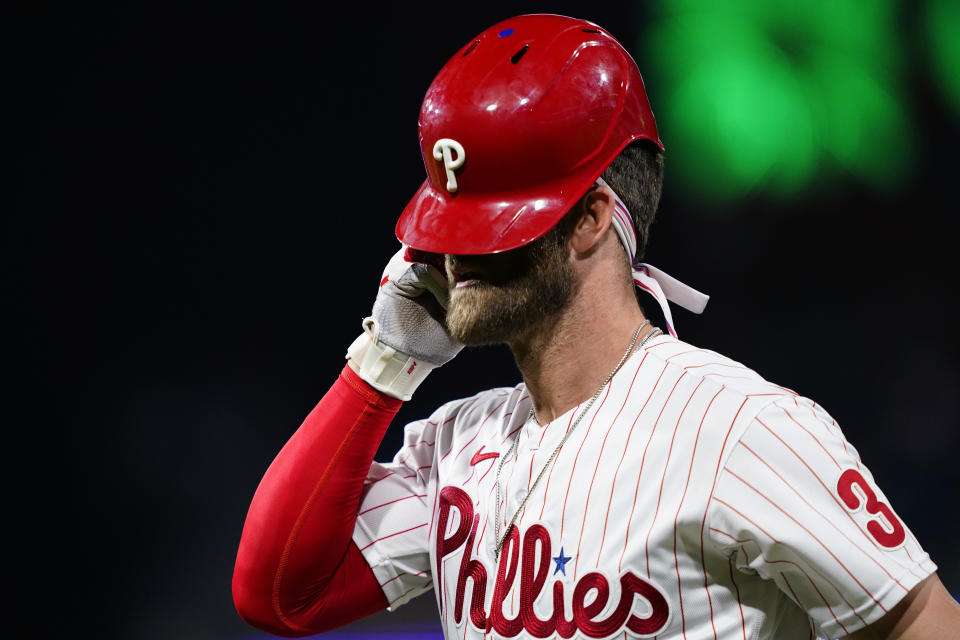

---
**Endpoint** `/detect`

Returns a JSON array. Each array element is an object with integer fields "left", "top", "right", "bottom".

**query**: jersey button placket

[{"left": 510, "top": 426, "right": 529, "bottom": 508}]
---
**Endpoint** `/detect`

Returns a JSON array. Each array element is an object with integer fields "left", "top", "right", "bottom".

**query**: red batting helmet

[{"left": 396, "top": 14, "right": 663, "bottom": 255}]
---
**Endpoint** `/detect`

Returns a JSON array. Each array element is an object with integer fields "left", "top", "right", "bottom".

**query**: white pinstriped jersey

[{"left": 352, "top": 335, "right": 936, "bottom": 639}]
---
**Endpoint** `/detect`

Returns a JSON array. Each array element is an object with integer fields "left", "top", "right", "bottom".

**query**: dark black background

[{"left": 10, "top": 2, "right": 957, "bottom": 638}]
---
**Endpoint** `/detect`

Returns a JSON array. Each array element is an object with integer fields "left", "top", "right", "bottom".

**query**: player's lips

[
  {"left": 449, "top": 265, "right": 486, "bottom": 288},
  {"left": 455, "top": 277, "right": 481, "bottom": 288}
]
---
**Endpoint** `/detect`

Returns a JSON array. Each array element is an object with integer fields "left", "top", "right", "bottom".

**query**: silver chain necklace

[{"left": 493, "top": 321, "right": 664, "bottom": 558}]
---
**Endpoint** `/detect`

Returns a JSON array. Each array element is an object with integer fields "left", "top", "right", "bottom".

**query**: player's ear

[{"left": 570, "top": 186, "right": 615, "bottom": 254}]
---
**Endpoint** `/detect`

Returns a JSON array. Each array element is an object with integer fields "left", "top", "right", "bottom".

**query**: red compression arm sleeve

[{"left": 232, "top": 365, "right": 403, "bottom": 636}]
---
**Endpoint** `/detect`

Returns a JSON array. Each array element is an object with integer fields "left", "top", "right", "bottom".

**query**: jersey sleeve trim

[
  {"left": 353, "top": 513, "right": 433, "bottom": 610},
  {"left": 824, "top": 562, "right": 937, "bottom": 639}
]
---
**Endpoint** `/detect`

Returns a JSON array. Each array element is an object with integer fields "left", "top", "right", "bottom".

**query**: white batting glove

[{"left": 346, "top": 246, "right": 463, "bottom": 400}]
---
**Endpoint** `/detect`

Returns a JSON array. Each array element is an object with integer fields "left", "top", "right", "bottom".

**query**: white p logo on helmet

[{"left": 432, "top": 138, "right": 465, "bottom": 193}]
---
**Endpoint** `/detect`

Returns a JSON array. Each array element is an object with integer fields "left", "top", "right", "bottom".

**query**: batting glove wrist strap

[{"left": 346, "top": 318, "right": 437, "bottom": 401}]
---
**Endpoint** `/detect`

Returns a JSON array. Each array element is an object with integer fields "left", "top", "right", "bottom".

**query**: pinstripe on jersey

[{"left": 352, "top": 335, "right": 935, "bottom": 639}]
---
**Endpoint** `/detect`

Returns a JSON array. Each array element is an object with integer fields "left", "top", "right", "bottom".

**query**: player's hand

[
  {"left": 371, "top": 246, "right": 462, "bottom": 365},
  {"left": 346, "top": 246, "right": 464, "bottom": 400}
]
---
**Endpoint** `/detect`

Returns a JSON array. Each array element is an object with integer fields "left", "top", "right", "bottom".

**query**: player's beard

[{"left": 444, "top": 228, "right": 577, "bottom": 346}]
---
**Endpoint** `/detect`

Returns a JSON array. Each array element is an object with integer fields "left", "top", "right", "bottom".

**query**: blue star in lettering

[{"left": 553, "top": 547, "right": 571, "bottom": 576}]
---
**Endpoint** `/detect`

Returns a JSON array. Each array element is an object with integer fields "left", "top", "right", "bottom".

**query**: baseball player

[{"left": 232, "top": 14, "right": 959, "bottom": 639}]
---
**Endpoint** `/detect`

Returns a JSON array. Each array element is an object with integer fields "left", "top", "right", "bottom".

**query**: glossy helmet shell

[{"left": 396, "top": 14, "right": 663, "bottom": 255}]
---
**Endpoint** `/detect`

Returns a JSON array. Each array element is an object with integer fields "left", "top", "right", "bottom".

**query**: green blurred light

[
  {"left": 666, "top": 48, "right": 816, "bottom": 198},
  {"left": 643, "top": 0, "right": 910, "bottom": 200},
  {"left": 926, "top": 0, "right": 960, "bottom": 117},
  {"left": 805, "top": 51, "right": 910, "bottom": 188}
]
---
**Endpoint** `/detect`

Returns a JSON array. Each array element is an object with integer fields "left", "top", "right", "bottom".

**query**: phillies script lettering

[{"left": 435, "top": 487, "right": 671, "bottom": 638}]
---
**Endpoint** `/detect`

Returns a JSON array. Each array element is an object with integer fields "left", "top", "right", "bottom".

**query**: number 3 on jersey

[{"left": 836, "top": 468, "right": 906, "bottom": 549}]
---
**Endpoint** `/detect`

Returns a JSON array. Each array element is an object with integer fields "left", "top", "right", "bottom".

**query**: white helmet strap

[{"left": 596, "top": 176, "right": 709, "bottom": 338}]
